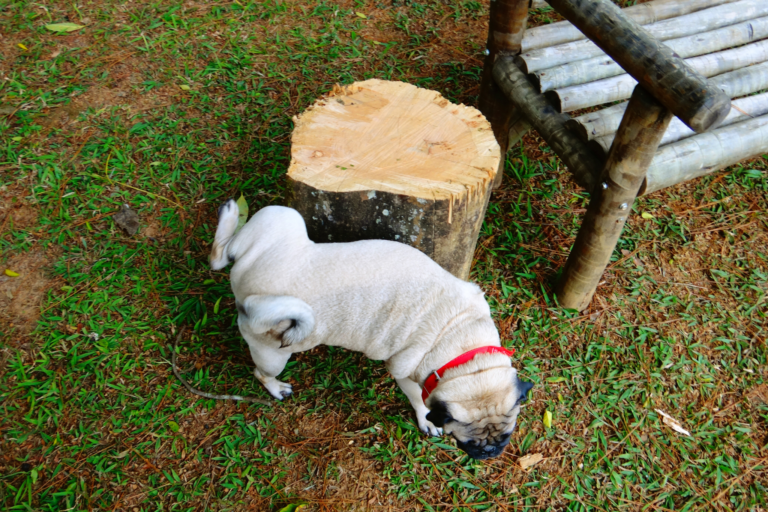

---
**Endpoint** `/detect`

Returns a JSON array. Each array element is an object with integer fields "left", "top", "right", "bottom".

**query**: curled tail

[
  {"left": 239, "top": 295, "right": 315, "bottom": 348},
  {"left": 210, "top": 199, "right": 239, "bottom": 270}
]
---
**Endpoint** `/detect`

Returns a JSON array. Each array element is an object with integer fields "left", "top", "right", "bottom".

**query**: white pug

[{"left": 210, "top": 200, "right": 532, "bottom": 459}]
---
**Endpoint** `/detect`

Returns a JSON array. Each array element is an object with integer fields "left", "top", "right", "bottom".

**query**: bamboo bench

[{"left": 478, "top": 0, "right": 768, "bottom": 310}]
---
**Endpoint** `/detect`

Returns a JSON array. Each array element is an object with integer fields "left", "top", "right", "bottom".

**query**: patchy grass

[{"left": 1, "top": 0, "right": 766, "bottom": 510}]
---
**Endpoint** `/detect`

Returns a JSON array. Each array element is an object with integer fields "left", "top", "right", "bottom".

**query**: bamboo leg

[
  {"left": 555, "top": 86, "right": 673, "bottom": 310},
  {"left": 478, "top": 0, "right": 529, "bottom": 188},
  {"left": 494, "top": 57, "right": 601, "bottom": 190}
]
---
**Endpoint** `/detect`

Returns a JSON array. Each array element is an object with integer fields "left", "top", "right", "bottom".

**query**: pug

[{"left": 210, "top": 200, "right": 533, "bottom": 459}]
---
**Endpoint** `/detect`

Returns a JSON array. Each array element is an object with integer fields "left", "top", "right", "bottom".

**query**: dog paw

[
  {"left": 265, "top": 380, "right": 293, "bottom": 400},
  {"left": 218, "top": 198, "right": 237, "bottom": 219},
  {"left": 418, "top": 419, "right": 443, "bottom": 437}
]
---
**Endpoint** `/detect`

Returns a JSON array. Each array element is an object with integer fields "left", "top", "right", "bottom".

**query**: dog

[{"left": 209, "top": 200, "right": 533, "bottom": 459}]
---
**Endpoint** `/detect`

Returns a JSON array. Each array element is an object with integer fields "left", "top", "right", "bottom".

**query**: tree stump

[{"left": 286, "top": 79, "right": 500, "bottom": 279}]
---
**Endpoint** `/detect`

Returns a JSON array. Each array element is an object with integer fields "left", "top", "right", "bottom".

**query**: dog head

[{"left": 425, "top": 355, "right": 532, "bottom": 460}]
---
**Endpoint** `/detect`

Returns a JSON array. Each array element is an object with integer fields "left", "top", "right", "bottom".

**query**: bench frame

[{"left": 479, "top": 0, "right": 732, "bottom": 310}]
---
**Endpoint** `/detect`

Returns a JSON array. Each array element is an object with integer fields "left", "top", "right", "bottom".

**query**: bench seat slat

[
  {"left": 523, "top": 0, "right": 738, "bottom": 52},
  {"left": 644, "top": 113, "right": 768, "bottom": 194},
  {"left": 593, "top": 91, "right": 768, "bottom": 157},
  {"left": 535, "top": 16, "right": 768, "bottom": 92},
  {"left": 549, "top": 39, "right": 768, "bottom": 113},
  {"left": 567, "top": 61, "right": 768, "bottom": 142},
  {"left": 519, "top": 0, "right": 768, "bottom": 74}
]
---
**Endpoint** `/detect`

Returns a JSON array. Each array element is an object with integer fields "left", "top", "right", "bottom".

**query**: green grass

[{"left": 1, "top": 0, "right": 767, "bottom": 510}]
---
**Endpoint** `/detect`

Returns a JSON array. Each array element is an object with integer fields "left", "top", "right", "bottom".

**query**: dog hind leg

[
  {"left": 395, "top": 377, "right": 443, "bottom": 437},
  {"left": 238, "top": 295, "right": 315, "bottom": 399},
  {"left": 245, "top": 340, "right": 294, "bottom": 399}
]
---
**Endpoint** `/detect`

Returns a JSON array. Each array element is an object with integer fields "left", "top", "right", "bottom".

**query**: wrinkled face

[{"left": 426, "top": 368, "right": 533, "bottom": 460}]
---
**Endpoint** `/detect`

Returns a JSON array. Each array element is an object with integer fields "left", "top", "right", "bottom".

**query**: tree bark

[
  {"left": 286, "top": 80, "right": 500, "bottom": 280},
  {"left": 555, "top": 86, "right": 673, "bottom": 311}
]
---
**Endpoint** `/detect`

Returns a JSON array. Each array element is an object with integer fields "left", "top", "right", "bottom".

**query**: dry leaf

[
  {"left": 746, "top": 384, "right": 768, "bottom": 405},
  {"left": 655, "top": 409, "right": 691, "bottom": 437},
  {"left": 543, "top": 410, "right": 553, "bottom": 429},
  {"left": 641, "top": 212, "right": 654, "bottom": 219},
  {"left": 114, "top": 204, "right": 140, "bottom": 235},
  {"left": 236, "top": 194, "right": 249, "bottom": 230},
  {"left": 45, "top": 23, "right": 86, "bottom": 33},
  {"left": 18, "top": 43, "right": 28, "bottom": 51},
  {"left": 4, "top": 269, "right": 19, "bottom": 277},
  {"left": 179, "top": 84, "right": 191, "bottom": 91},
  {"left": 518, "top": 453, "right": 543, "bottom": 470}
]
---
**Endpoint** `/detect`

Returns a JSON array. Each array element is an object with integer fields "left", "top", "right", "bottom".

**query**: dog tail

[
  {"left": 210, "top": 199, "right": 239, "bottom": 270},
  {"left": 240, "top": 295, "right": 315, "bottom": 348}
]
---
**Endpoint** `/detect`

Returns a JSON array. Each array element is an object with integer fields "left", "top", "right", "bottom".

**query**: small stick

[{"left": 171, "top": 326, "right": 271, "bottom": 405}]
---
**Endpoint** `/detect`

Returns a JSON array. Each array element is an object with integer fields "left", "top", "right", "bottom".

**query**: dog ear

[
  {"left": 517, "top": 379, "right": 534, "bottom": 403},
  {"left": 426, "top": 401, "right": 453, "bottom": 427}
]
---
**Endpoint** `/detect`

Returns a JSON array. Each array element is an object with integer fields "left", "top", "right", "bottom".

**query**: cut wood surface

[
  {"left": 592, "top": 92, "right": 768, "bottom": 156},
  {"left": 518, "top": 0, "right": 768, "bottom": 74},
  {"left": 287, "top": 79, "right": 500, "bottom": 279},
  {"left": 549, "top": 39, "right": 768, "bottom": 113},
  {"left": 493, "top": 56, "right": 601, "bottom": 190},
  {"left": 523, "top": 0, "right": 737, "bottom": 53},
  {"left": 643, "top": 113, "right": 768, "bottom": 194},
  {"left": 545, "top": 0, "right": 730, "bottom": 133},
  {"left": 534, "top": 17, "right": 768, "bottom": 92},
  {"left": 567, "top": 61, "right": 768, "bottom": 140}
]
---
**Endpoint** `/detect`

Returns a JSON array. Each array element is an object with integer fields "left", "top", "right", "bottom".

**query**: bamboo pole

[
  {"left": 591, "top": 92, "right": 768, "bottom": 156},
  {"left": 715, "top": 61, "right": 768, "bottom": 98},
  {"left": 555, "top": 86, "right": 673, "bottom": 311},
  {"left": 518, "top": 0, "right": 768, "bottom": 74},
  {"left": 479, "top": 0, "right": 530, "bottom": 188},
  {"left": 493, "top": 56, "right": 601, "bottom": 190},
  {"left": 523, "top": 0, "right": 738, "bottom": 53},
  {"left": 544, "top": 0, "right": 730, "bottom": 133},
  {"left": 642, "top": 113, "right": 768, "bottom": 195},
  {"left": 549, "top": 39, "right": 768, "bottom": 113},
  {"left": 534, "top": 17, "right": 768, "bottom": 92},
  {"left": 567, "top": 61, "right": 768, "bottom": 141},
  {"left": 508, "top": 116, "right": 533, "bottom": 151}
]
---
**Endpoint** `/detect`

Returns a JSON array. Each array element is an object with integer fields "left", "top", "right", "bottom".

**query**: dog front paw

[
  {"left": 418, "top": 419, "right": 443, "bottom": 437},
  {"left": 265, "top": 380, "right": 293, "bottom": 400},
  {"left": 218, "top": 198, "right": 237, "bottom": 219}
]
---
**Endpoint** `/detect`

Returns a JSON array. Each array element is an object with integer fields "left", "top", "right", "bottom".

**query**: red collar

[{"left": 421, "top": 346, "right": 515, "bottom": 403}]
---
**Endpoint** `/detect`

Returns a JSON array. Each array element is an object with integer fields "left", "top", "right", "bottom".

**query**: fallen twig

[{"left": 171, "top": 325, "right": 271, "bottom": 405}]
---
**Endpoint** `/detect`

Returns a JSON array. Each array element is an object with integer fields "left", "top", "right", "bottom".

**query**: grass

[{"left": 0, "top": 0, "right": 766, "bottom": 510}]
